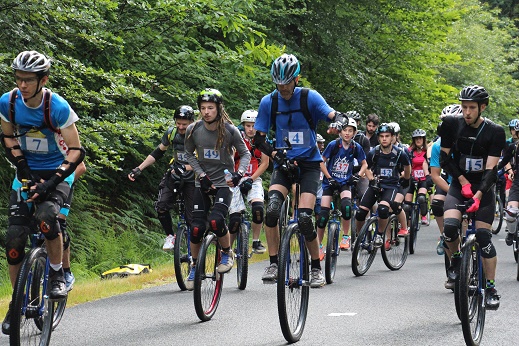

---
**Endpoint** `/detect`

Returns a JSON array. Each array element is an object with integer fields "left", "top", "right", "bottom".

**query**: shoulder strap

[
  {"left": 372, "top": 145, "right": 381, "bottom": 167},
  {"left": 8, "top": 88, "right": 18, "bottom": 125},
  {"left": 329, "top": 138, "right": 342, "bottom": 158},
  {"left": 269, "top": 88, "right": 315, "bottom": 132},
  {"left": 43, "top": 89, "right": 59, "bottom": 133}
]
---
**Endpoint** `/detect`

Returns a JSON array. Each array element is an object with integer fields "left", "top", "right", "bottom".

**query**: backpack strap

[
  {"left": 329, "top": 138, "right": 342, "bottom": 159},
  {"left": 269, "top": 87, "right": 315, "bottom": 133},
  {"left": 8, "top": 88, "right": 18, "bottom": 125},
  {"left": 299, "top": 88, "right": 315, "bottom": 130},
  {"left": 8, "top": 88, "right": 59, "bottom": 133}
]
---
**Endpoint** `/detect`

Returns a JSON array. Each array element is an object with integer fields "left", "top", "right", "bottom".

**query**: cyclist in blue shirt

[
  {"left": 254, "top": 54, "right": 341, "bottom": 287},
  {"left": 1, "top": 51, "right": 85, "bottom": 334}
]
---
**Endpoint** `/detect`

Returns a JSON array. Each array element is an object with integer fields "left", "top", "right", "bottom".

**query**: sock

[
  {"left": 50, "top": 263, "right": 63, "bottom": 272},
  {"left": 311, "top": 259, "right": 321, "bottom": 270},
  {"left": 270, "top": 255, "right": 278, "bottom": 265},
  {"left": 486, "top": 279, "right": 495, "bottom": 289},
  {"left": 222, "top": 247, "right": 231, "bottom": 253},
  {"left": 63, "top": 267, "right": 71, "bottom": 273}
]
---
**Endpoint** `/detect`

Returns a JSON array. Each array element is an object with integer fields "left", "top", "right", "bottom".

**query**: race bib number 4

[
  {"left": 288, "top": 131, "right": 304, "bottom": 145},
  {"left": 203, "top": 149, "right": 220, "bottom": 160}
]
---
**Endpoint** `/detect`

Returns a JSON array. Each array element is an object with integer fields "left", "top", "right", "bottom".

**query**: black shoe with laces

[
  {"left": 2, "top": 302, "right": 11, "bottom": 335},
  {"left": 485, "top": 287, "right": 500, "bottom": 310},
  {"left": 447, "top": 255, "right": 462, "bottom": 281},
  {"left": 49, "top": 269, "right": 68, "bottom": 301},
  {"left": 505, "top": 232, "right": 514, "bottom": 246}
]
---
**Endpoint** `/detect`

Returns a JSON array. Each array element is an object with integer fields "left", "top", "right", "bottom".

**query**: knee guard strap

[
  {"left": 251, "top": 201, "right": 264, "bottom": 224},
  {"left": 443, "top": 218, "right": 460, "bottom": 242},
  {"left": 298, "top": 208, "right": 316, "bottom": 241},
  {"left": 341, "top": 197, "right": 352, "bottom": 220},
  {"left": 265, "top": 190, "right": 284, "bottom": 227}
]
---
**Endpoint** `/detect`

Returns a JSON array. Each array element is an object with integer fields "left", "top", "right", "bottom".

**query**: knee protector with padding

[
  {"left": 191, "top": 210, "right": 207, "bottom": 244},
  {"left": 298, "top": 208, "right": 316, "bottom": 241},
  {"left": 476, "top": 229, "right": 496, "bottom": 258},
  {"left": 443, "top": 218, "right": 460, "bottom": 242},
  {"left": 431, "top": 199, "right": 444, "bottom": 217},
  {"left": 377, "top": 204, "right": 390, "bottom": 219},
  {"left": 403, "top": 201, "right": 412, "bottom": 218},
  {"left": 341, "top": 198, "right": 352, "bottom": 220},
  {"left": 34, "top": 200, "right": 61, "bottom": 240},
  {"left": 356, "top": 207, "right": 369, "bottom": 222},
  {"left": 228, "top": 212, "right": 242, "bottom": 234},
  {"left": 265, "top": 190, "right": 284, "bottom": 227},
  {"left": 417, "top": 193, "right": 428, "bottom": 216},
  {"left": 251, "top": 201, "right": 264, "bottom": 224},
  {"left": 317, "top": 207, "right": 331, "bottom": 228},
  {"left": 209, "top": 202, "right": 229, "bottom": 237},
  {"left": 5, "top": 225, "right": 30, "bottom": 265}
]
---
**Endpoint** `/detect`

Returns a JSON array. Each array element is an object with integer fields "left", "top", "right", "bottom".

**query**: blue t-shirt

[
  {"left": 255, "top": 87, "right": 333, "bottom": 162},
  {"left": 430, "top": 137, "right": 452, "bottom": 184},
  {"left": 0, "top": 88, "right": 79, "bottom": 171},
  {"left": 322, "top": 139, "right": 366, "bottom": 188}
]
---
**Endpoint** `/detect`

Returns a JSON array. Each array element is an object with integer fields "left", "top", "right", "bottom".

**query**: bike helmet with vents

[
  {"left": 12, "top": 51, "right": 51, "bottom": 75},
  {"left": 270, "top": 54, "right": 300, "bottom": 85}
]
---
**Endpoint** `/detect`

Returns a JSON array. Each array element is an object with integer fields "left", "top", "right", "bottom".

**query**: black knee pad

[
  {"left": 377, "top": 204, "right": 390, "bottom": 219},
  {"left": 5, "top": 225, "right": 30, "bottom": 265},
  {"left": 265, "top": 190, "right": 284, "bottom": 227},
  {"left": 341, "top": 198, "right": 352, "bottom": 220},
  {"left": 209, "top": 202, "right": 228, "bottom": 237},
  {"left": 251, "top": 201, "right": 264, "bottom": 224},
  {"left": 476, "top": 229, "right": 496, "bottom": 258},
  {"left": 8, "top": 199, "right": 31, "bottom": 226},
  {"left": 391, "top": 201, "right": 403, "bottom": 216},
  {"left": 430, "top": 199, "right": 444, "bottom": 217},
  {"left": 443, "top": 218, "right": 460, "bottom": 242},
  {"left": 228, "top": 212, "right": 242, "bottom": 234},
  {"left": 417, "top": 193, "right": 428, "bottom": 216},
  {"left": 298, "top": 208, "right": 316, "bottom": 241},
  {"left": 58, "top": 218, "right": 71, "bottom": 251},
  {"left": 34, "top": 200, "right": 61, "bottom": 240},
  {"left": 403, "top": 201, "right": 412, "bottom": 217},
  {"left": 317, "top": 207, "right": 331, "bottom": 228},
  {"left": 191, "top": 210, "right": 207, "bottom": 244},
  {"left": 356, "top": 208, "right": 369, "bottom": 222}
]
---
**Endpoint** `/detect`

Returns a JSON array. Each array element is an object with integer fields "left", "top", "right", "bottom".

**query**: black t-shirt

[
  {"left": 354, "top": 132, "right": 371, "bottom": 156},
  {"left": 367, "top": 145, "right": 410, "bottom": 188},
  {"left": 439, "top": 115, "right": 506, "bottom": 182}
]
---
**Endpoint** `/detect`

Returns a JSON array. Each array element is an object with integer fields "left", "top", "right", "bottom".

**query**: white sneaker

[
  {"left": 217, "top": 250, "right": 234, "bottom": 274},
  {"left": 163, "top": 234, "right": 175, "bottom": 251},
  {"left": 310, "top": 268, "right": 325, "bottom": 288}
]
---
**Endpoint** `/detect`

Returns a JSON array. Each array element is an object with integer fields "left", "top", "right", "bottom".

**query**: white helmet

[
  {"left": 12, "top": 51, "right": 51, "bottom": 74},
  {"left": 440, "top": 104, "right": 463, "bottom": 119},
  {"left": 344, "top": 117, "right": 357, "bottom": 130},
  {"left": 316, "top": 134, "right": 325, "bottom": 143},
  {"left": 240, "top": 110, "right": 258, "bottom": 123},
  {"left": 388, "top": 122, "right": 400, "bottom": 133}
]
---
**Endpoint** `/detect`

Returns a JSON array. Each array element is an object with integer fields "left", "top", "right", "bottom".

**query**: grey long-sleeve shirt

[{"left": 185, "top": 121, "right": 251, "bottom": 188}]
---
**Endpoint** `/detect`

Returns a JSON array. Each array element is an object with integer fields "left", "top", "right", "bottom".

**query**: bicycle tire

[
  {"left": 193, "top": 233, "right": 223, "bottom": 321},
  {"left": 351, "top": 216, "right": 378, "bottom": 276},
  {"left": 174, "top": 224, "right": 190, "bottom": 291},
  {"left": 10, "top": 247, "right": 54, "bottom": 346},
  {"left": 236, "top": 222, "right": 250, "bottom": 290},
  {"left": 491, "top": 196, "right": 503, "bottom": 235},
  {"left": 50, "top": 298, "right": 67, "bottom": 331},
  {"left": 409, "top": 207, "right": 419, "bottom": 255},
  {"left": 513, "top": 231, "right": 518, "bottom": 264},
  {"left": 381, "top": 214, "right": 408, "bottom": 270},
  {"left": 277, "top": 224, "right": 309, "bottom": 343},
  {"left": 279, "top": 197, "right": 290, "bottom": 240},
  {"left": 325, "top": 222, "right": 340, "bottom": 284},
  {"left": 350, "top": 207, "right": 357, "bottom": 245},
  {"left": 459, "top": 236, "right": 486, "bottom": 346}
]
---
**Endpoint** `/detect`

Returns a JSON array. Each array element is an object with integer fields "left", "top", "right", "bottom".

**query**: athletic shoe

[
  {"left": 447, "top": 254, "right": 462, "bottom": 281},
  {"left": 319, "top": 244, "right": 325, "bottom": 261},
  {"left": 262, "top": 263, "right": 278, "bottom": 282},
  {"left": 384, "top": 239, "right": 391, "bottom": 251},
  {"left": 436, "top": 236, "right": 445, "bottom": 256},
  {"left": 397, "top": 228, "right": 409, "bottom": 237},
  {"left": 217, "top": 250, "right": 234, "bottom": 274},
  {"left": 373, "top": 234, "right": 383, "bottom": 248},
  {"left": 505, "top": 232, "right": 514, "bottom": 246},
  {"left": 64, "top": 271, "right": 75, "bottom": 291},
  {"left": 310, "top": 268, "right": 325, "bottom": 288},
  {"left": 162, "top": 234, "right": 175, "bottom": 251},
  {"left": 252, "top": 240, "right": 266, "bottom": 254},
  {"left": 444, "top": 278, "right": 455, "bottom": 290},
  {"left": 485, "top": 287, "right": 500, "bottom": 310},
  {"left": 2, "top": 302, "right": 11, "bottom": 335},
  {"left": 340, "top": 235, "right": 351, "bottom": 250},
  {"left": 185, "top": 265, "right": 196, "bottom": 291},
  {"left": 48, "top": 269, "right": 68, "bottom": 301},
  {"left": 421, "top": 216, "right": 429, "bottom": 226}
]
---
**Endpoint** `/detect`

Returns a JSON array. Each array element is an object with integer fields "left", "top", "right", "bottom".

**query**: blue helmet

[
  {"left": 509, "top": 119, "right": 519, "bottom": 129},
  {"left": 271, "top": 54, "right": 300, "bottom": 85}
]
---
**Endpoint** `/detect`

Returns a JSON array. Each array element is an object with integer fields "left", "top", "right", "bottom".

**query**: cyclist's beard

[{"left": 381, "top": 142, "right": 392, "bottom": 150}]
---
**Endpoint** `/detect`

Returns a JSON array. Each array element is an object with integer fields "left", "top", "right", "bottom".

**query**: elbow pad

[
  {"left": 150, "top": 146, "right": 165, "bottom": 160},
  {"left": 53, "top": 147, "right": 87, "bottom": 185},
  {"left": 253, "top": 132, "right": 274, "bottom": 157},
  {"left": 440, "top": 150, "right": 462, "bottom": 179},
  {"left": 480, "top": 167, "right": 497, "bottom": 194}
]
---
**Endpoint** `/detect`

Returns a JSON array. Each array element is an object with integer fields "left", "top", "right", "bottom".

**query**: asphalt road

[{"left": 2, "top": 220, "right": 517, "bottom": 345}]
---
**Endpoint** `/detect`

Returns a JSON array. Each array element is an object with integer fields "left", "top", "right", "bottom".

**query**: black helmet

[
  {"left": 458, "top": 85, "right": 489, "bottom": 105},
  {"left": 174, "top": 105, "right": 195, "bottom": 121},
  {"left": 197, "top": 88, "right": 223, "bottom": 109},
  {"left": 376, "top": 123, "right": 395, "bottom": 136},
  {"left": 345, "top": 111, "right": 361, "bottom": 120}
]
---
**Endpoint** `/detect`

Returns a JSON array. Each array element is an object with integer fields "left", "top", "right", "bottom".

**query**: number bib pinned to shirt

[
  {"left": 460, "top": 154, "right": 484, "bottom": 173},
  {"left": 281, "top": 129, "right": 313, "bottom": 149}
]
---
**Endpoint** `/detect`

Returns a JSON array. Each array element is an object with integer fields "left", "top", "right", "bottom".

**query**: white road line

[{"left": 328, "top": 312, "right": 357, "bottom": 317}]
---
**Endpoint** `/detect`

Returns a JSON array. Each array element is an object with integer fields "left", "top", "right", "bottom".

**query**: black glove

[
  {"left": 369, "top": 179, "right": 379, "bottom": 190},
  {"left": 239, "top": 178, "right": 253, "bottom": 194},
  {"left": 347, "top": 174, "right": 360, "bottom": 186},
  {"left": 333, "top": 111, "right": 347, "bottom": 125},
  {"left": 231, "top": 171, "right": 243, "bottom": 187},
  {"left": 273, "top": 151, "right": 286, "bottom": 166},
  {"left": 173, "top": 161, "right": 186, "bottom": 175},
  {"left": 199, "top": 174, "right": 213, "bottom": 192},
  {"left": 400, "top": 178, "right": 410, "bottom": 188},
  {"left": 28, "top": 175, "right": 59, "bottom": 201},
  {"left": 15, "top": 157, "right": 32, "bottom": 181},
  {"left": 328, "top": 178, "right": 340, "bottom": 189},
  {"left": 129, "top": 167, "right": 141, "bottom": 179},
  {"left": 425, "top": 175, "right": 434, "bottom": 190}
]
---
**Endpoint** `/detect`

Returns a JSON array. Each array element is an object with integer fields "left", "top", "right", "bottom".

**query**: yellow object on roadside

[{"left": 101, "top": 264, "right": 152, "bottom": 279}]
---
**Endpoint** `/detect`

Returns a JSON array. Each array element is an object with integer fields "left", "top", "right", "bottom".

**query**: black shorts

[
  {"left": 444, "top": 181, "right": 494, "bottom": 224},
  {"left": 270, "top": 161, "right": 321, "bottom": 195}
]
